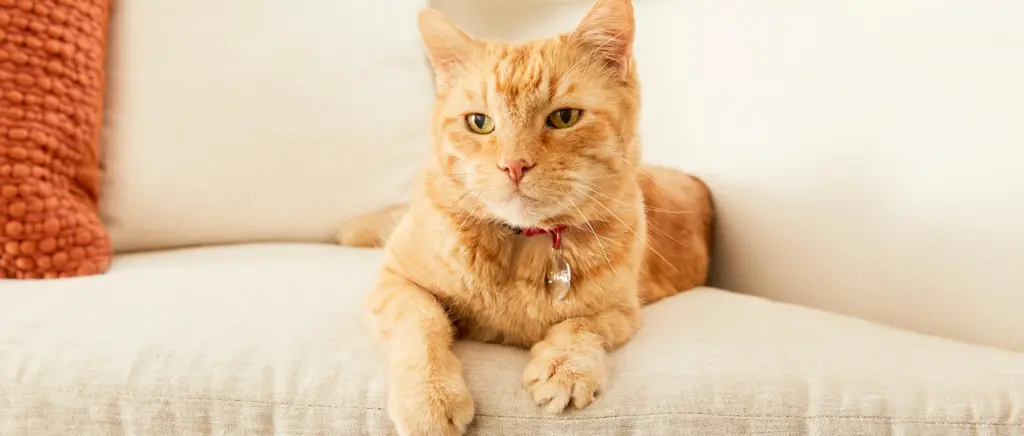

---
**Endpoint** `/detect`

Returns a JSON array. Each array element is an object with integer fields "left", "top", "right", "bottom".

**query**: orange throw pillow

[{"left": 0, "top": 0, "right": 111, "bottom": 279}]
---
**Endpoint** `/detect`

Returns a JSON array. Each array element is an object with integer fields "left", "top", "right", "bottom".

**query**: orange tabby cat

[{"left": 337, "top": 0, "right": 712, "bottom": 434}]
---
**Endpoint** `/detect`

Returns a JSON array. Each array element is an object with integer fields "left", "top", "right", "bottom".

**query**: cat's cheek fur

[{"left": 443, "top": 134, "right": 478, "bottom": 160}]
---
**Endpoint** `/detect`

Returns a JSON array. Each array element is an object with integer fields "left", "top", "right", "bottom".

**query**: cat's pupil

[
  {"left": 472, "top": 115, "right": 485, "bottom": 128},
  {"left": 559, "top": 110, "right": 571, "bottom": 123}
]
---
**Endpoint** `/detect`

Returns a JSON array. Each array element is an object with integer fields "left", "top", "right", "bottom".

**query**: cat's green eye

[
  {"left": 466, "top": 113, "right": 495, "bottom": 134},
  {"left": 546, "top": 108, "right": 582, "bottom": 129}
]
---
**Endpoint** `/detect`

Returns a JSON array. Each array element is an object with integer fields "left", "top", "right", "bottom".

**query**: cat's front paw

[
  {"left": 388, "top": 353, "right": 475, "bottom": 436},
  {"left": 522, "top": 341, "right": 608, "bottom": 414}
]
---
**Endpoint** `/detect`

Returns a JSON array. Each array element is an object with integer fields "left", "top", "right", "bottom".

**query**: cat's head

[{"left": 419, "top": 0, "right": 641, "bottom": 229}]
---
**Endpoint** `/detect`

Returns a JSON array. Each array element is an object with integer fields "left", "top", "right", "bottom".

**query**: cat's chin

[{"left": 483, "top": 196, "right": 552, "bottom": 229}]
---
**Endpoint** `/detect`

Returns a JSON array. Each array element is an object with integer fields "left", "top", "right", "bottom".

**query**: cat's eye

[
  {"left": 546, "top": 108, "right": 582, "bottom": 129},
  {"left": 465, "top": 113, "right": 495, "bottom": 134}
]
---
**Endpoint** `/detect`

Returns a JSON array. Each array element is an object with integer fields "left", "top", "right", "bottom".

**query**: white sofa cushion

[
  {"left": 99, "top": 0, "right": 434, "bottom": 252},
  {"left": 1, "top": 244, "right": 1021, "bottom": 435},
  {"left": 429, "top": 0, "right": 1024, "bottom": 352}
]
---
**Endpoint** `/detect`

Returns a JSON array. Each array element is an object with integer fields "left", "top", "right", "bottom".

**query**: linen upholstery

[{"left": 1, "top": 244, "right": 1021, "bottom": 435}]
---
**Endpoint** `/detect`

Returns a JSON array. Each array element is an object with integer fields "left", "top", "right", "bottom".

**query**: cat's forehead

[
  {"left": 462, "top": 40, "right": 594, "bottom": 114},
  {"left": 492, "top": 49, "right": 544, "bottom": 86}
]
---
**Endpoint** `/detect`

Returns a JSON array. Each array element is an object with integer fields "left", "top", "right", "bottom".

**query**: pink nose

[{"left": 498, "top": 158, "right": 534, "bottom": 183}]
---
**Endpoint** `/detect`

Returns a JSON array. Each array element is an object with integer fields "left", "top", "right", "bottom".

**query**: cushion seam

[{"left": 7, "top": 389, "right": 1023, "bottom": 427}]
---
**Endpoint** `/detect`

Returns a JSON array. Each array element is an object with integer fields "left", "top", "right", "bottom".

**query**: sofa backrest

[
  {"left": 99, "top": 0, "right": 435, "bottom": 251},
  {"left": 97, "top": 0, "right": 1024, "bottom": 352},
  {"left": 432, "top": 0, "right": 1024, "bottom": 352}
]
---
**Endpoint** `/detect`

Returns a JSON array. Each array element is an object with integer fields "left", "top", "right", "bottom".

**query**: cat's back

[{"left": 637, "top": 165, "right": 713, "bottom": 304}]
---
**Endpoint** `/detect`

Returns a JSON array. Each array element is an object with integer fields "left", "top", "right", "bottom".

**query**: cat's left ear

[
  {"left": 571, "top": 0, "right": 636, "bottom": 77},
  {"left": 417, "top": 9, "right": 480, "bottom": 87}
]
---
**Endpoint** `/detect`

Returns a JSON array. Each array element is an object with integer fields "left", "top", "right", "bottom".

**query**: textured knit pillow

[{"left": 0, "top": 0, "right": 112, "bottom": 278}]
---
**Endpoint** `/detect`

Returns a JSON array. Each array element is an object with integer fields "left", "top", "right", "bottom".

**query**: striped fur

[{"left": 340, "top": 1, "right": 713, "bottom": 434}]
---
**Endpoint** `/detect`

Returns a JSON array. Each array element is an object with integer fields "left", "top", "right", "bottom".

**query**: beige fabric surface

[
  {"left": 1, "top": 244, "right": 1022, "bottom": 435},
  {"left": 98, "top": 0, "right": 434, "bottom": 252}
]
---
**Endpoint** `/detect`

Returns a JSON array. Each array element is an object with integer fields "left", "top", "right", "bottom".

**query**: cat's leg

[
  {"left": 522, "top": 305, "right": 642, "bottom": 413},
  {"left": 366, "top": 271, "right": 474, "bottom": 436},
  {"left": 336, "top": 203, "right": 409, "bottom": 248}
]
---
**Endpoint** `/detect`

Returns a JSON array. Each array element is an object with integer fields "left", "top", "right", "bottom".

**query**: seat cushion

[{"left": 1, "top": 244, "right": 1022, "bottom": 435}]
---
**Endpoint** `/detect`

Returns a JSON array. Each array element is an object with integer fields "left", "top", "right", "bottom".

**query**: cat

[{"left": 335, "top": 0, "right": 713, "bottom": 434}]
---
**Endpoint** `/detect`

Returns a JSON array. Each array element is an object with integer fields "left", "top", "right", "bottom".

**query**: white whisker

[
  {"left": 578, "top": 190, "right": 679, "bottom": 273},
  {"left": 562, "top": 197, "right": 628, "bottom": 287}
]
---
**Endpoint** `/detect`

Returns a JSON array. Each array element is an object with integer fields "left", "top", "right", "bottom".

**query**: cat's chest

[
  {"left": 456, "top": 231, "right": 572, "bottom": 294},
  {"left": 436, "top": 234, "right": 594, "bottom": 346}
]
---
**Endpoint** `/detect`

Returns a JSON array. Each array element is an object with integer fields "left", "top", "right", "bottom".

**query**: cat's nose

[{"left": 498, "top": 157, "right": 535, "bottom": 183}]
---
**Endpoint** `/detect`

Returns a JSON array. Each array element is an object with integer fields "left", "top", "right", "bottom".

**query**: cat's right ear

[{"left": 417, "top": 10, "right": 479, "bottom": 87}]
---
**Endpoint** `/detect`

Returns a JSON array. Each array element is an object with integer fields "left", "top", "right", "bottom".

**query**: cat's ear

[
  {"left": 570, "top": 0, "right": 636, "bottom": 77},
  {"left": 417, "top": 9, "right": 479, "bottom": 85}
]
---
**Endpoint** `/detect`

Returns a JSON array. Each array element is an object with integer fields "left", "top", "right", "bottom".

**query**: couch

[{"left": 2, "top": 0, "right": 1022, "bottom": 435}]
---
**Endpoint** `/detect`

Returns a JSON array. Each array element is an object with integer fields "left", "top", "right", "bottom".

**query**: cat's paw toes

[
  {"left": 389, "top": 360, "right": 475, "bottom": 435},
  {"left": 522, "top": 346, "right": 607, "bottom": 414}
]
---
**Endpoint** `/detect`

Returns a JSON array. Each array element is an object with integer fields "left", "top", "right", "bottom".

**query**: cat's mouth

[{"left": 505, "top": 190, "right": 538, "bottom": 202}]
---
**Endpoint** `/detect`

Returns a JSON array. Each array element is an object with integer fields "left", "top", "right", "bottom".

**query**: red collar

[{"left": 518, "top": 225, "right": 567, "bottom": 249}]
